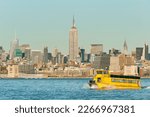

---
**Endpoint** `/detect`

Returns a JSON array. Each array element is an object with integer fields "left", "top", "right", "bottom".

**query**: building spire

[
  {"left": 73, "top": 16, "right": 75, "bottom": 27},
  {"left": 123, "top": 40, "right": 128, "bottom": 55}
]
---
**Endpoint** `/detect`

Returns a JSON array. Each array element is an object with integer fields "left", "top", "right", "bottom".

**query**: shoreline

[
  {"left": 0, "top": 74, "right": 92, "bottom": 79},
  {"left": 0, "top": 77, "right": 150, "bottom": 79},
  {"left": 0, "top": 74, "right": 150, "bottom": 79},
  {"left": 0, "top": 77, "right": 92, "bottom": 79}
]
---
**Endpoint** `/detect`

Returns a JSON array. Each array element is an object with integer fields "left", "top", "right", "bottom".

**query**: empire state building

[{"left": 69, "top": 17, "right": 78, "bottom": 61}]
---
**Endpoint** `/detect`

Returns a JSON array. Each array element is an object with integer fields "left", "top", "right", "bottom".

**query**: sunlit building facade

[{"left": 69, "top": 17, "right": 78, "bottom": 61}]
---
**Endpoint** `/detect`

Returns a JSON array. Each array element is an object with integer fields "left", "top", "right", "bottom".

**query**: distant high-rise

[
  {"left": 9, "top": 34, "right": 19, "bottom": 59},
  {"left": 123, "top": 40, "right": 128, "bottom": 55},
  {"left": 90, "top": 44, "right": 103, "bottom": 55},
  {"left": 145, "top": 44, "right": 149, "bottom": 60},
  {"left": 43, "top": 47, "right": 48, "bottom": 64},
  {"left": 80, "top": 49, "right": 85, "bottom": 63},
  {"left": 56, "top": 52, "right": 63, "bottom": 64},
  {"left": 52, "top": 48, "right": 58, "bottom": 57},
  {"left": 63, "top": 55, "right": 68, "bottom": 64},
  {"left": 136, "top": 47, "right": 143, "bottom": 61},
  {"left": 141, "top": 43, "right": 149, "bottom": 60},
  {"left": 92, "top": 53, "right": 110, "bottom": 69},
  {"left": 148, "top": 53, "right": 150, "bottom": 60},
  {"left": 69, "top": 17, "right": 78, "bottom": 61},
  {"left": 48, "top": 53, "right": 52, "bottom": 61},
  {"left": 24, "top": 48, "right": 31, "bottom": 61},
  {"left": 19, "top": 44, "right": 30, "bottom": 52},
  {"left": 31, "top": 50, "right": 42, "bottom": 64},
  {"left": 109, "top": 48, "right": 121, "bottom": 56}
]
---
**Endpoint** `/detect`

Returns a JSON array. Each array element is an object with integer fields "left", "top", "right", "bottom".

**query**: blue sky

[{"left": 0, "top": 0, "right": 150, "bottom": 54}]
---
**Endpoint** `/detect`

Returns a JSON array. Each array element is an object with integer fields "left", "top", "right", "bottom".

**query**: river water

[{"left": 0, "top": 78, "right": 150, "bottom": 100}]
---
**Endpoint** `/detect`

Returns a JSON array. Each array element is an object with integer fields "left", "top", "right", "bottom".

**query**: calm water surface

[{"left": 0, "top": 78, "right": 150, "bottom": 100}]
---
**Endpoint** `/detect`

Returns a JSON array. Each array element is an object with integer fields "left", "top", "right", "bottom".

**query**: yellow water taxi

[{"left": 89, "top": 70, "right": 141, "bottom": 89}]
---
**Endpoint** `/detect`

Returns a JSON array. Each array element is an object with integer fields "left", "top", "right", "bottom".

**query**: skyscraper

[
  {"left": 90, "top": 44, "right": 103, "bottom": 63},
  {"left": 24, "top": 48, "right": 31, "bottom": 61},
  {"left": 92, "top": 53, "right": 110, "bottom": 69},
  {"left": 80, "top": 49, "right": 85, "bottom": 63},
  {"left": 43, "top": 47, "right": 48, "bottom": 64},
  {"left": 9, "top": 34, "right": 19, "bottom": 60},
  {"left": 69, "top": 17, "right": 78, "bottom": 61},
  {"left": 123, "top": 40, "right": 128, "bottom": 55},
  {"left": 52, "top": 48, "right": 58, "bottom": 57},
  {"left": 145, "top": 44, "right": 149, "bottom": 60},
  {"left": 136, "top": 47, "right": 143, "bottom": 61},
  {"left": 141, "top": 43, "right": 149, "bottom": 60},
  {"left": 31, "top": 50, "right": 42, "bottom": 64},
  {"left": 90, "top": 44, "right": 103, "bottom": 55}
]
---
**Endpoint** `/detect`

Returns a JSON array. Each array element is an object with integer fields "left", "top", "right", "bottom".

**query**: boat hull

[
  {"left": 89, "top": 82, "right": 141, "bottom": 90},
  {"left": 89, "top": 74, "right": 141, "bottom": 90}
]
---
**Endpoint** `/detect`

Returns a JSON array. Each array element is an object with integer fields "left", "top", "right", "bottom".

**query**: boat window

[
  {"left": 128, "top": 80, "right": 132, "bottom": 83},
  {"left": 104, "top": 71, "right": 108, "bottom": 74},
  {"left": 111, "top": 78, "right": 137, "bottom": 84},
  {"left": 97, "top": 71, "right": 103, "bottom": 74},
  {"left": 97, "top": 78, "right": 101, "bottom": 82},
  {"left": 130, "top": 80, "right": 137, "bottom": 84}
]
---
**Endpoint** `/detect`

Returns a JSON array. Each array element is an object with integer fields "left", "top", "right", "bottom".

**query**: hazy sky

[{"left": 0, "top": 0, "right": 150, "bottom": 54}]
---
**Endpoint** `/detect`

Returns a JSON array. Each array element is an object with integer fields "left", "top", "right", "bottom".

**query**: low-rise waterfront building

[
  {"left": 19, "top": 63, "right": 35, "bottom": 74},
  {"left": 124, "top": 65, "right": 138, "bottom": 76},
  {"left": 7, "top": 64, "right": 19, "bottom": 78}
]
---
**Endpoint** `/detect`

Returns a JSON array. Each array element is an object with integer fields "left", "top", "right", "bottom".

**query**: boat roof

[{"left": 110, "top": 74, "right": 140, "bottom": 79}]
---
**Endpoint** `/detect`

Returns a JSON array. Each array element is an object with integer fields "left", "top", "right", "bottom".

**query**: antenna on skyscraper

[{"left": 73, "top": 16, "right": 75, "bottom": 27}]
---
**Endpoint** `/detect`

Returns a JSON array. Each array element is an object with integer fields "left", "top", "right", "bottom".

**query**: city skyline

[{"left": 0, "top": 0, "right": 150, "bottom": 54}]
